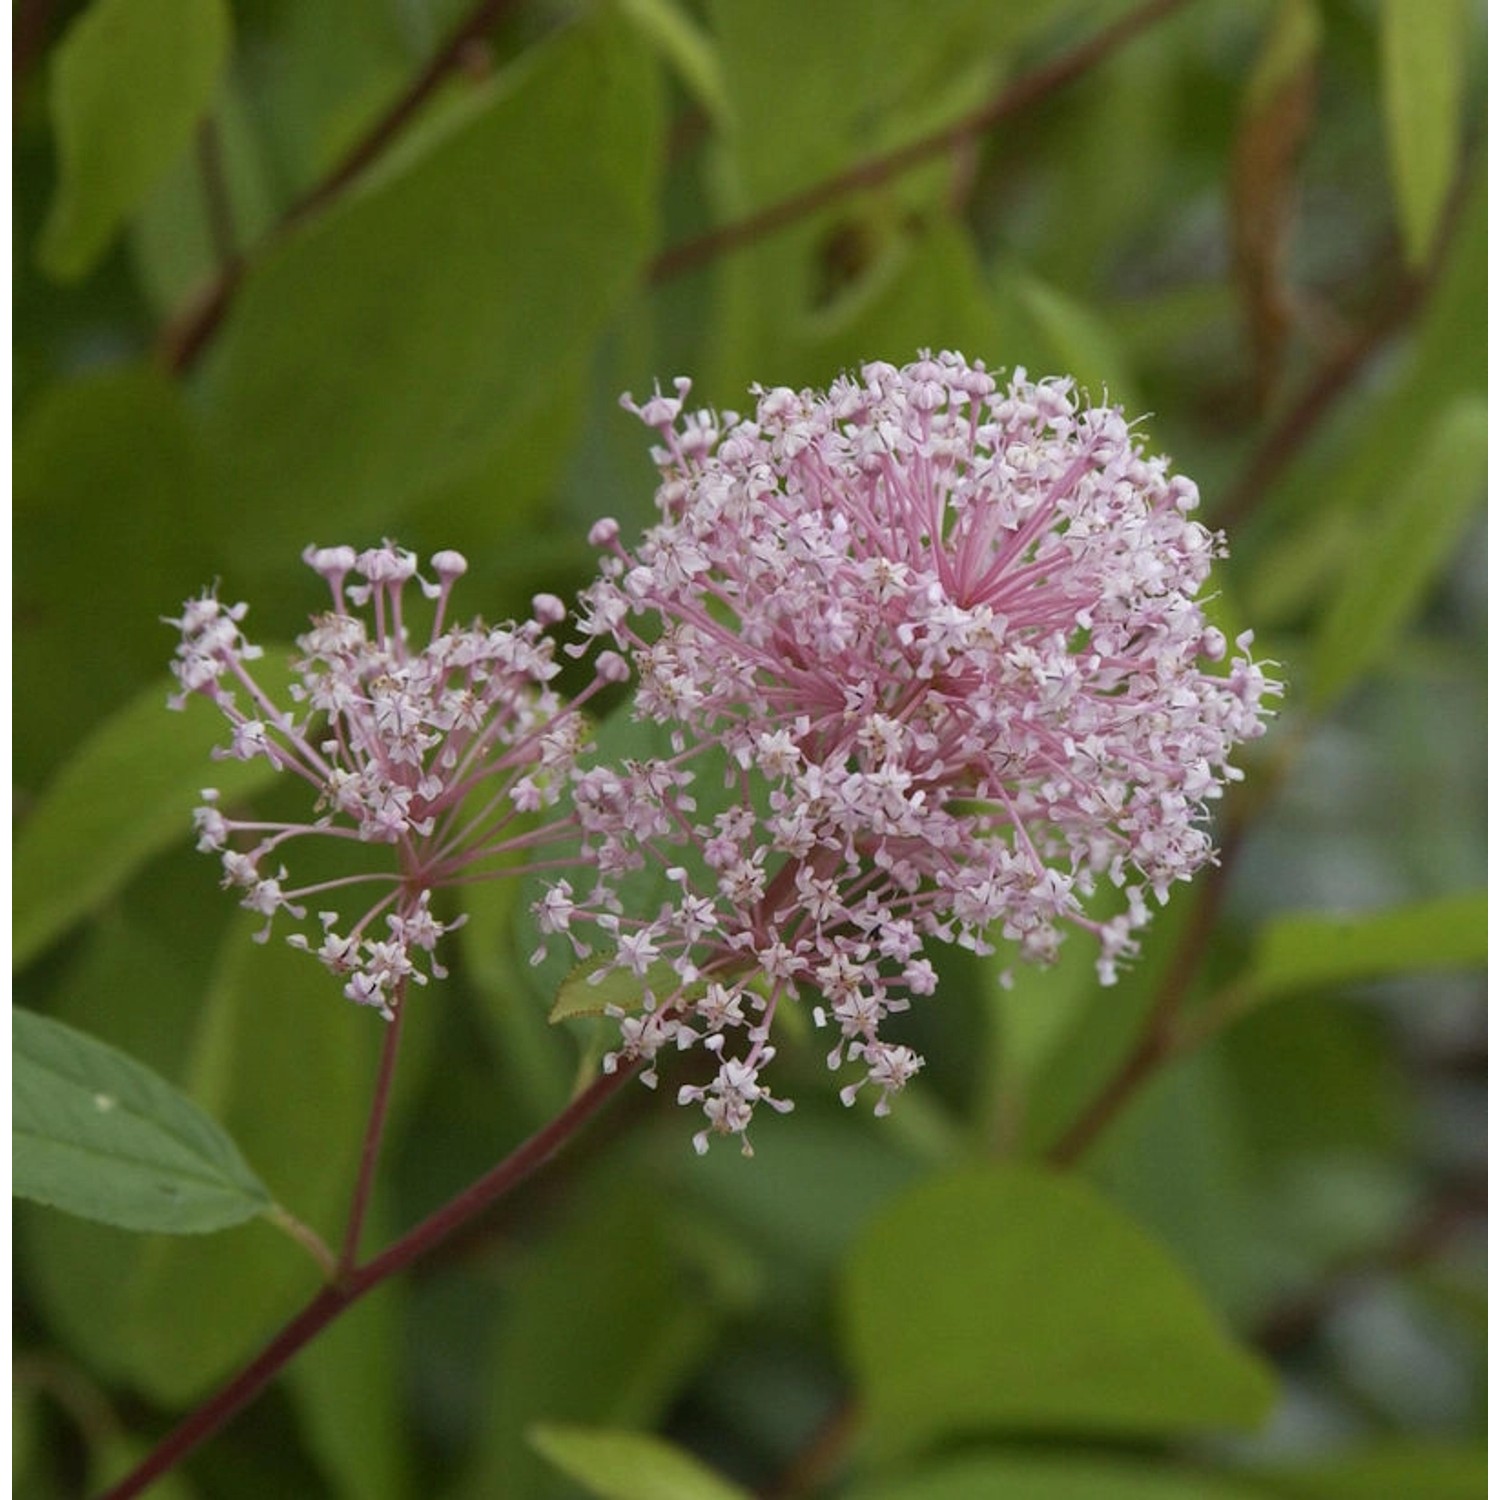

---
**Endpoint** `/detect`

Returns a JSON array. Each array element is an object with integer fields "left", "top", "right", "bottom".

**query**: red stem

[
  {"left": 97, "top": 1062, "right": 639, "bottom": 1500},
  {"left": 337, "top": 988, "right": 408, "bottom": 1275},
  {"left": 646, "top": 0, "right": 1193, "bottom": 282}
]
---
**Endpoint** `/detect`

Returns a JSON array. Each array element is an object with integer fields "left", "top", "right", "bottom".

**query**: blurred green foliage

[{"left": 13, "top": 0, "right": 1485, "bottom": 1497}]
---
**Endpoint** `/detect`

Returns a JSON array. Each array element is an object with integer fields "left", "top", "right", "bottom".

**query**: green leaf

[
  {"left": 91, "top": 1436, "right": 199, "bottom": 1500},
  {"left": 551, "top": 958, "right": 688, "bottom": 1023},
  {"left": 228, "top": 0, "right": 412, "bottom": 199},
  {"left": 14, "top": 660, "right": 294, "bottom": 970},
  {"left": 1086, "top": 1049, "right": 1272, "bottom": 1325},
  {"left": 711, "top": 0, "right": 1064, "bottom": 207},
  {"left": 1311, "top": 395, "right": 1485, "bottom": 707},
  {"left": 129, "top": 76, "right": 276, "bottom": 317},
  {"left": 461, "top": 855, "right": 575, "bottom": 1120},
  {"left": 13, "top": 1008, "right": 270, "bottom": 1234},
  {"left": 199, "top": 13, "right": 663, "bottom": 556},
  {"left": 846, "top": 1452, "right": 1268, "bottom": 1500},
  {"left": 802, "top": 219, "right": 1004, "bottom": 381},
  {"left": 841, "top": 1165, "right": 1276, "bottom": 1457},
  {"left": 620, "top": 0, "right": 731, "bottom": 127},
  {"left": 121, "top": 913, "right": 377, "bottom": 1403},
  {"left": 1242, "top": 179, "right": 1483, "bottom": 624},
  {"left": 466, "top": 1175, "right": 718, "bottom": 1500},
  {"left": 13, "top": 370, "right": 219, "bottom": 789},
  {"left": 1009, "top": 270, "right": 1138, "bottom": 409},
  {"left": 530, "top": 1424, "right": 752, "bottom": 1500},
  {"left": 1380, "top": 0, "right": 1467, "bottom": 268},
  {"left": 1246, "top": 891, "right": 1486, "bottom": 1002},
  {"left": 38, "top": 0, "right": 231, "bottom": 280},
  {"left": 16, "top": 853, "right": 233, "bottom": 1381},
  {"left": 1255, "top": 1442, "right": 1486, "bottom": 1500}
]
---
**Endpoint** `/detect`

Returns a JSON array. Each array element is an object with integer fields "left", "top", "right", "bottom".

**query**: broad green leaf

[
  {"left": 1256, "top": 1442, "right": 1486, "bottom": 1499},
  {"left": 461, "top": 863, "right": 575, "bottom": 1121},
  {"left": 16, "top": 854, "right": 232, "bottom": 1380},
  {"left": 466, "top": 1174, "right": 718, "bottom": 1500},
  {"left": 705, "top": 0, "right": 1062, "bottom": 394},
  {"left": 129, "top": 77, "right": 276, "bottom": 317},
  {"left": 11, "top": 1386, "right": 43, "bottom": 1499},
  {"left": 675, "top": 1110, "right": 927, "bottom": 1288},
  {"left": 842, "top": 1165, "right": 1276, "bottom": 1457},
  {"left": 530, "top": 1424, "right": 751, "bottom": 1500},
  {"left": 1311, "top": 395, "right": 1485, "bottom": 706},
  {"left": 1010, "top": 270, "right": 1138, "bottom": 409},
  {"left": 13, "top": 371, "right": 218, "bottom": 789},
  {"left": 801, "top": 219, "right": 1005, "bottom": 382},
  {"left": 38, "top": 0, "right": 231, "bottom": 280},
  {"left": 1027, "top": 13, "right": 1175, "bottom": 295},
  {"left": 846, "top": 1453, "right": 1267, "bottom": 1500},
  {"left": 988, "top": 921, "right": 1105, "bottom": 1094},
  {"left": 199, "top": 13, "right": 663, "bottom": 556},
  {"left": 1246, "top": 891, "right": 1486, "bottom": 1002},
  {"left": 14, "top": 661, "right": 293, "bottom": 970},
  {"left": 1380, "top": 0, "right": 1466, "bottom": 268},
  {"left": 91, "top": 1437, "right": 198, "bottom": 1500},
  {"left": 396, "top": 348, "right": 587, "bottom": 564},
  {"left": 620, "top": 0, "right": 731, "bottom": 126},
  {"left": 1224, "top": 995, "right": 1409, "bottom": 1168},
  {"left": 225, "top": 0, "right": 412, "bottom": 197},
  {"left": 13, "top": 1008, "right": 270, "bottom": 1233},
  {"left": 711, "top": 0, "right": 1066, "bottom": 206},
  {"left": 1087, "top": 1049, "right": 1271, "bottom": 1324},
  {"left": 122, "top": 914, "right": 377, "bottom": 1403}
]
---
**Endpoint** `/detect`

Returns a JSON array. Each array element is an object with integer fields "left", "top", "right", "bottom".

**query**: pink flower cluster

[
  {"left": 170, "top": 355, "right": 1278, "bottom": 1156},
  {"left": 546, "top": 353, "right": 1278, "bottom": 1152},
  {"left": 168, "top": 543, "right": 624, "bottom": 1018}
]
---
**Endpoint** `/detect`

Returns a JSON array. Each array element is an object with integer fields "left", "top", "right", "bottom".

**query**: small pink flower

[
  {"left": 169, "top": 542, "right": 616, "bottom": 1019},
  {"left": 549, "top": 353, "right": 1279, "bottom": 1150}
]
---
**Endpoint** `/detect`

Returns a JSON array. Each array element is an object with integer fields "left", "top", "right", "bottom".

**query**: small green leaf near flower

[{"left": 13, "top": 1008, "right": 271, "bottom": 1234}]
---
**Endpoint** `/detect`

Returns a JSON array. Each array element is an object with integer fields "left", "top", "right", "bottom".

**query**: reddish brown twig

[
  {"left": 337, "top": 986, "right": 408, "bottom": 1276},
  {"left": 1215, "top": 164, "right": 1474, "bottom": 533},
  {"left": 647, "top": 0, "right": 1193, "bottom": 283},
  {"left": 159, "top": 0, "right": 523, "bottom": 374},
  {"left": 1046, "top": 821, "right": 1243, "bottom": 1169},
  {"left": 97, "top": 1062, "right": 638, "bottom": 1500},
  {"left": 1254, "top": 1172, "right": 1486, "bottom": 1356},
  {"left": 160, "top": 0, "right": 1190, "bottom": 375}
]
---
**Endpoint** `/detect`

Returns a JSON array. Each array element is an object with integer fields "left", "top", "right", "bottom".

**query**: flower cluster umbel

[
  {"left": 168, "top": 543, "right": 625, "bottom": 1018},
  {"left": 539, "top": 353, "right": 1278, "bottom": 1152},
  {"left": 172, "top": 355, "right": 1277, "bottom": 1154}
]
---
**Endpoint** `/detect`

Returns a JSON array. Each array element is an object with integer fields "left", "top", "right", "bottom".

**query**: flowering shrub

[{"left": 15, "top": 5, "right": 1484, "bottom": 1495}]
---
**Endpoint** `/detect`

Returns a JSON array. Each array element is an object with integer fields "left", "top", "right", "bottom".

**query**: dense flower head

[
  {"left": 169, "top": 542, "right": 617, "bottom": 1018},
  {"left": 549, "top": 353, "right": 1279, "bottom": 1152}
]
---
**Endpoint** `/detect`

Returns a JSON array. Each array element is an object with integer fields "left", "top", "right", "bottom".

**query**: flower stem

[
  {"left": 337, "top": 983, "right": 408, "bottom": 1276},
  {"left": 96, "top": 1061, "right": 640, "bottom": 1500}
]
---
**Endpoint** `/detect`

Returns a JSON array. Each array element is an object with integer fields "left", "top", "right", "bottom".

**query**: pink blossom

[
  {"left": 551, "top": 353, "right": 1279, "bottom": 1151},
  {"left": 169, "top": 542, "right": 615, "bottom": 1019}
]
